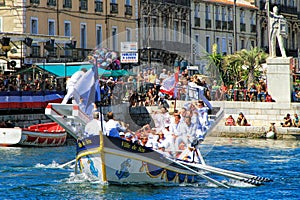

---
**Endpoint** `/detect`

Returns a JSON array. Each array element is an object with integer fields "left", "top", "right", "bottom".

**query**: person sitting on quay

[
  {"left": 236, "top": 112, "right": 250, "bottom": 126},
  {"left": 225, "top": 115, "right": 236, "bottom": 126},
  {"left": 281, "top": 113, "right": 292, "bottom": 127},
  {"left": 292, "top": 113, "right": 300, "bottom": 128}
]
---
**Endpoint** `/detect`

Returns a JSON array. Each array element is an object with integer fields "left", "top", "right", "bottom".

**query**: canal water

[{"left": 1, "top": 137, "right": 299, "bottom": 200}]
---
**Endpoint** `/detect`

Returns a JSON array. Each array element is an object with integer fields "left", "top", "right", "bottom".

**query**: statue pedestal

[{"left": 266, "top": 57, "right": 293, "bottom": 103}]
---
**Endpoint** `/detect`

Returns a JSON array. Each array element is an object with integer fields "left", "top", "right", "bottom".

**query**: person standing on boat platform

[
  {"left": 62, "top": 68, "right": 87, "bottom": 104},
  {"left": 105, "top": 111, "right": 127, "bottom": 138}
]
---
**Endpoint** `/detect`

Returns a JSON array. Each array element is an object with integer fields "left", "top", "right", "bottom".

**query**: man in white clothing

[
  {"left": 105, "top": 111, "right": 127, "bottom": 138},
  {"left": 62, "top": 68, "right": 87, "bottom": 104}
]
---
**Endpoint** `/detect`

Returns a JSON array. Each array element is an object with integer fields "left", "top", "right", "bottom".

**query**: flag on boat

[
  {"left": 160, "top": 70, "right": 179, "bottom": 97},
  {"left": 74, "top": 63, "right": 100, "bottom": 116}
]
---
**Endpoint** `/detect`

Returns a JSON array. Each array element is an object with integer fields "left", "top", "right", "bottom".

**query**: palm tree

[{"left": 226, "top": 47, "right": 268, "bottom": 89}]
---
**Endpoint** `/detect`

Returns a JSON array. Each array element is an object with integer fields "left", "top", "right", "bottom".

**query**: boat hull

[
  {"left": 76, "top": 133, "right": 198, "bottom": 185},
  {"left": 0, "top": 128, "right": 22, "bottom": 146}
]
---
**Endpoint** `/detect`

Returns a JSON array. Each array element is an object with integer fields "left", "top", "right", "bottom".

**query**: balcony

[
  {"left": 240, "top": 23, "right": 246, "bottom": 32},
  {"left": 194, "top": 17, "right": 200, "bottom": 27},
  {"left": 205, "top": 19, "right": 211, "bottom": 28},
  {"left": 79, "top": 0, "right": 88, "bottom": 11},
  {"left": 150, "top": 0, "right": 190, "bottom": 7},
  {"left": 125, "top": 5, "right": 132, "bottom": 16},
  {"left": 250, "top": 24, "right": 256, "bottom": 33},
  {"left": 222, "top": 21, "right": 227, "bottom": 30},
  {"left": 110, "top": 3, "right": 118, "bottom": 14},
  {"left": 215, "top": 20, "right": 221, "bottom": 29},
  {"left": 228, "top": 21, "right": 233, "bottom": 30},
  {"left": 47, "top": 0, "right": 56, "bottom": 6},
  {"left": 95, "top": 1, "right": 103, "bottom": 12}
]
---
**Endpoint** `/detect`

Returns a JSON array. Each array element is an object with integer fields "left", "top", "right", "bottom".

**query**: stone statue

[{"left": 268, "top": 6, "right": 287, "bottom": 58}]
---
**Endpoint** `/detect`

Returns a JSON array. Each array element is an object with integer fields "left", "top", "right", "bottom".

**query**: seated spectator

[
  {"left": 225, "top": 115, "right": 236, "bottom": 126},
  {"left": 292, "top": 114, "right": 300, "bottom": 128},
  {"left": 257, "top": 79, "right": 267, "bottom": 102},
  {"left": 265, "top": 92, "right": 274, "bottom": 102},
  {"left": 236, "top": 112, "right": 250, "bottom": 126},
  {"left": 119, "top": 132, "right": 125, "bottom": 140},
  {"left": 247, "top": 83, "right": 257, "bottom": 102},
  {"left": 292, "top": 88, "right": 300, "bottom": 102},
  {"left": 226, "top": 84, "right": 234, "bottom": 101},
  {"left": 139, "top": 135, "right": 149, "bottom": 146},
  {"left": 125, "top": 132, "right": 134, "bottom": 142},
  {"left": 281, "top": 113, "right": 292, "bottom": 127}
]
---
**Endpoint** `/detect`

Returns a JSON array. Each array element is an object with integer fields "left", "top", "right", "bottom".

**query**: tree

[{"left": 226, "top": 47, "right": 268, "bottom": 89}]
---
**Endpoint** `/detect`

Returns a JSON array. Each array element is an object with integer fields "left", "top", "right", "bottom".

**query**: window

[
  {"left": 250, "top": 40, "right": 255, "bottom": 48},
  {"left": 206, "top": 36, "right": 210, "bottom": 53},
  {"left": 111, "top": 0, "right": 117, "bottom": 3},
  {"left": 47, "top": 0, "right": 56, "bottom": 6},
  {"left": 63, "top": 0, "right": 72, "bottom": 8},
  {"left": 215, "top": 6, "right": 220, "bottom": 21},
  {"left": 0, "top": 0, "right": 5, "bottom": 6},
  {"left": 95, "top": 0, "right": 103, "bottom": 12},
  {"left": 205, "top": 5, "right": 210, "bottom": 20},
  {"left": 222, "top": 38, "right": 227, "bottom": 54},
  {"left": 228, "top": 8, "right": 232, "bottom": 21},
  {"left": 173, "top": 21, "right": 179, "bottom": 41},
  {"left": 152, "top": 18, "right": 157, "bottom": 40},
  {"left": 112, "top": 27, "right": 118, "bottom": 51},
  {"left": 182, "top": 22, "right": 186, "bottom": 43},
  {"left": 163, "top": 17, "right": 168, "bottom": 41},
  {"left": 125, "top": 0, "right": 130, "bottom": 5},
  {"left": 48, "top": 20, "right": 55, "bottom": 36},
  {"left": 126, "top": 28, "right": 131, "bottom": 42},
  {"left": 222, "top": 7, "right": 226, "bottom": 21},
  {"left": 80, "top": 23, "right": 87, "bottom": 48},
  {"left": 31, "top": 18, "right": 38, "bottom": 34},
  {"left": 240, "top": 10, "right": 245, "bottom": 24},
  {"left": 80, "top": 0, "right": 88, "bottom": 11},
  {"left": 96, "top": 25, "right": 102, "bottom": 47},
  {"left": 216, "top": 37, "right": 220, "bottom": 53},
  {"left": 250, "top": 11, "right": 255, "bottom": 25},
  {"left": 241, "top": 39, "right": 245, "bottom": 49},
  {"left": 64, "top": 21, "right": 71, "bottom": 37},
  {"left": 194, "top": 4, "right": 199, "bottom": 17},
  {"left": 143, "top": 17, "right": 147, "bottom": 41}
]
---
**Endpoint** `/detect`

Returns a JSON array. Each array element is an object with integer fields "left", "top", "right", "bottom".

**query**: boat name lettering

[
  {"left": 78, "top": 139, "right": 92, "bottom": 147},
  {"left": 121, "top": 141, "right": 146, "bottom": 152}
]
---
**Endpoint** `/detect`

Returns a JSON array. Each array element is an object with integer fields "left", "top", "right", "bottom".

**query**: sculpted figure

[{"left": 268, "top": 6, "right": 287, "bottom": 58}]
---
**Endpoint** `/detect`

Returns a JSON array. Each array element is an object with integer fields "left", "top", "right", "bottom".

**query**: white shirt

[{"left": 105, "top": 119, "right": 126, "bottom": 135}]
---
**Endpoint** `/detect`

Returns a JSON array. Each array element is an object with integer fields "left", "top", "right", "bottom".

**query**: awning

[{"left": 34, "top": 63, "right": 110, "bottom": 77}]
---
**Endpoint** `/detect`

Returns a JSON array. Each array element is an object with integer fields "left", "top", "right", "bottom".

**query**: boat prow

[{"left": 0, "top": 127, "right": 22, "bottom": 146}]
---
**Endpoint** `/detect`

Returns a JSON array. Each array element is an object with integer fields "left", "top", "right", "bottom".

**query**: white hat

[
  {"left": 125, "top": 132, "right": 132, "bottom": 138},
  {"left": 119, "top": 132, "right": 125, "bottom": 136},
  {"left": 164, "top": 123, "right": 170, "bottom": 128},
  {"left": 158, "top": 143, "right": 165, "bottom": 148}
]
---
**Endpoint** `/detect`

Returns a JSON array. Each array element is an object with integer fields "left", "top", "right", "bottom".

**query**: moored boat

[{"left": 0, "top": 122, "right": 66, "bottom": 147}]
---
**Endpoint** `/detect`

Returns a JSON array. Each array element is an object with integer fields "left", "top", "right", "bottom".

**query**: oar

[
  {"left": 177, "top": 160, "right": 263, "bottom": 186},
  {"left": 197, "top": 163, "right": 272, "bottom": 183},
  {"left": 164, "top": 156, "right": 229, "bottom": 188},
  {"left": 58, "top": 159, "right": 76, "bottom": 168}
]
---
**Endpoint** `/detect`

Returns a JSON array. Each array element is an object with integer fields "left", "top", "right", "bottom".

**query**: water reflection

[{"left": 204, "top": 137, "right": 300, "bottom": 149}]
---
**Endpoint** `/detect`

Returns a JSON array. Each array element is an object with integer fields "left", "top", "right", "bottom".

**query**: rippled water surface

[{"left": 1, "top": 137, "right": 300, "bottom": 200}]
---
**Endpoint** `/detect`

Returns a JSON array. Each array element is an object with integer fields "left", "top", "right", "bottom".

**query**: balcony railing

[
  {"left": 194, "top": 17, "right": 200, "bottom": 27},
  {"left": 240, "top": 23, "right": 246, "bottom": 32},
  {"left": 149, "top": 0, "right": 190, "bottom": 7},
  {"left": 215, "top": 20, "right": 221, "bottom": 29},
  {"left": 110, "top": 3, "right": 118, "bottom": 14},
  {"left": 47, "top": 0, "right": 56, "bottom": 6},
  {"left": 222, "top": 21, "right": 227, "bottom": 30},
  {"left": 95, "top": 1, "right": 103, "bottom": 12},
  {"left": 125, "top": 5, "right": 132, "bottom": 16},
  {"left": 228, "top": 21, "right": 233, "bottom": 30},
  {"left": 205, "top": 19, "right": 211, "bottom": 28},
  {"left": 250, "top": 24, "right": 256, "bottom": 33},
  {"left": 63, "top": 0, "right": 72, "bottom": 8}
]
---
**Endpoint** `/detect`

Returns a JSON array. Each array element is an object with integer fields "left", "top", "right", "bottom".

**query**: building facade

[
  {"left": 0, "top": 0, "right": 137, "bottom": 72},
  {"left": 191, "top": 0, "right": 258, "bottom": 70}
]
